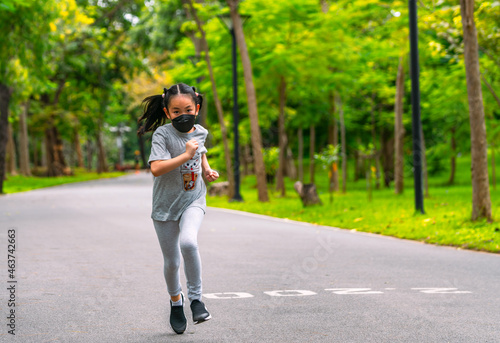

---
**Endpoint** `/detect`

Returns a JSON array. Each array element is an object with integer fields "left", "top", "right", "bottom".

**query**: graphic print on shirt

[{"left": 180, "top": 153, "right": 201, "bottom": 191}]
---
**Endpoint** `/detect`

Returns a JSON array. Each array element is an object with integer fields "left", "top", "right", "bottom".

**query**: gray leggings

[{"left": 153, "top": 206, "right": 205, "bottom": 302}]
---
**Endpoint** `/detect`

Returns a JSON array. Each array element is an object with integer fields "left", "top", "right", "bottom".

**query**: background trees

[{"left": 2, "top": 0, "right": 498, "bottom": 222}]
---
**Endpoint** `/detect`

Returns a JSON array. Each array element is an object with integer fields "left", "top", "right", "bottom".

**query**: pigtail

[
  {"left": 137, "top": 91, "right": 167, "bottom": 136},
  {"left": 191, "top": 86, "right": 204, "bottom": 112}
]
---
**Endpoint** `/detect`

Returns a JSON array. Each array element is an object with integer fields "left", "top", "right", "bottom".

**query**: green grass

[
  {"left": 2, "top": 168, "right": 128, "bottom": 194},
  {"left": 208, "top": 156, "right": 500, "bottom": 253}
]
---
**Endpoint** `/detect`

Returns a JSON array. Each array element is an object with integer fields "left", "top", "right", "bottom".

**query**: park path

[{"left": 0, "top": 172, "right": 499, "bottom": 343}]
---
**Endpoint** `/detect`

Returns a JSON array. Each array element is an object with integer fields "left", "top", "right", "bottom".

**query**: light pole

[
  {"left": 217, "top": 14, "right": 250, "bottom": 202},
  {"left": 409, "top": 0, "right": 425, "bottom": 214}
]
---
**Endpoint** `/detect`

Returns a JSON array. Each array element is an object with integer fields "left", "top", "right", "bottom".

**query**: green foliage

[
  {"left": 314, "top": 144, "right": 339, "bottom": 170},
  {"left": 262, "top": 147, "right": 279, "bottom": 177},
  {"left": 0, "top": 0, "right": 56, "bottom": 82}
]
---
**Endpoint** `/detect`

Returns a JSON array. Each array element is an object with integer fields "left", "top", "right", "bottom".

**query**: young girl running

[{"left": 137, "top": 83, "right": 219, "bottom": 334}]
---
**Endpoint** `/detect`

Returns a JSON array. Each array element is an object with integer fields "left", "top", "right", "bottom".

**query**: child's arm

[
  {"left": 150, "top": 139, "right": 199, "bottom": 177},
  {"left": 201, "top": 154, "right": 219, "bottom": 182}
]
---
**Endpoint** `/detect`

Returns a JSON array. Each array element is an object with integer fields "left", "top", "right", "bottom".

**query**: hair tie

[
  {"left": 162, "top": 93, "right": 165, "bottom": 98},
  {"left": 195, "top": 92, "right": 199, "bottom": 96}
]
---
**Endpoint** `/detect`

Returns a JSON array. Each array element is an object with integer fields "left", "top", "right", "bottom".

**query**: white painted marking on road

[
  {"left": 204, "top": 288, "right": 474, "bottom": 300},
  {"left": 411, "top": 288, "right": 472, "bottom": 294},
  {"left": 264, "top": 290, "right": 317, "bottom": 297},
  {"left": 203, "top": 292, "right": 254, "bottom": 299},
  {"left": 325, "top": 288, "right": 384, "bottom": 295}
]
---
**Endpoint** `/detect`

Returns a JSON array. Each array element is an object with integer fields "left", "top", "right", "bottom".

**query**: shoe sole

[{"left": 194, "top": 314, "right": 211, "bottom": 325}]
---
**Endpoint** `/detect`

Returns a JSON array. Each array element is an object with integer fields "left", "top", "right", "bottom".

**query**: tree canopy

[{"left": 1, "top": 0, "right": 498, "bottom": 219}]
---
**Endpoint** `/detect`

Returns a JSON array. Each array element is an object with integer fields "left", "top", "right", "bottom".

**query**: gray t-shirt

[{"left": 148, "top": 123, "right": 209, "bottom": 221}]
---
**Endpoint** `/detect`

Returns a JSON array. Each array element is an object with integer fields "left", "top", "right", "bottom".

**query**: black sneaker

[
  {"left": 190, "top": 299, "right": 212, "bottom": 324},
  {"left": 169, "top": 293, "right": 187, "bottom": 334}
]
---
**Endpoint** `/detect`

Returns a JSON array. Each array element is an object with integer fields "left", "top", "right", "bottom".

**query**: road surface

[{"left": 1, "top": 172, "right": 499, "bottom": 342}]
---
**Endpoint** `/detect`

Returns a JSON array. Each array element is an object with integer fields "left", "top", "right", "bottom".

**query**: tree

[
  {"left": 226, "top": 0, "right": 268, "bottom": 202},
  {"left": 185, "top": 0, "right": 234, "bottom": 198},
  {"left": 460, "top": 0, "right": 492, "bottom": 221},
  {"left": 315, "top": 144, "right": 339, "bottom": 204},
  {"left": 277, "top": 76, "right": 286, "bottom": 195},
  {"left": 394, "top": 54, "right": 405, "bottom": 194},
  {"left": 336, "top": 93, "right": 347, "bottom": 194},
  {"left": 0, "top": 0, "right": 56, "bottom": 192}
]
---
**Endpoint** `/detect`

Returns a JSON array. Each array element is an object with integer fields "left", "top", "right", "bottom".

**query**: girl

[{"left": 137, "top": 83, "right": 219, "bottom": 334}]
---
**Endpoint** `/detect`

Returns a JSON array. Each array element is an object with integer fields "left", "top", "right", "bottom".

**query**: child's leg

[
  {"left": 152, "top": 219, "right": 183, "bottom": 300},
  {"left": 178, "top": 206, "right": 205, "bottom": 302}
]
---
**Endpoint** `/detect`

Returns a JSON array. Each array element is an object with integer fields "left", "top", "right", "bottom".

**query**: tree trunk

[
  {"left": 332, "top": 111, "right": 339, "bottom": 191},
  {"left": 327, "top": 96, "right": 336, "bottom": 194},
  {"left": 41, "top": 136, "right": 47, "bottom": 168},
  {"left": 45, "top": 120, "right": 67, "bottom": 177},
  {"left": 96, "top": 96, "right": 108, "bottom": 174},
  {"left": 327, "top": 90, "right": 339, "bottom": 191},
  {"left": 242, "top": 144, "right": 251, "bottom": 176},
  {"left": 96, "top": 127, "right": 107, "bottom": 174},
  {"left": 74, "top": 128, "right": 84, "bottom": 168},
  {"left": 86, "top": 138, "right": 93, "bottom": 171},
  {"left": 460, "top": 0, "right": 492, "bottom": 221},
  {"left": 309, "top": 125, "right": 316, "bottom": 184},
  {"left": 492, "top": 146, "right": 496, "bottom": 190},
  {"left": 32, "top": 137, "right": 39, "bottom": 168},
  {"left": 298, "top": 127, "right": 304, "bottom": 183},
  {"left": 294, "top": 181, "right": 322, "bottom": 207},
  {"left": 18, "top": 102, "right": 31, "bottom": 176},
  {"left": 227, "top": 0, "right": 269, "bottom": 202},
  {"left": 354, "top": 146, "right": 360, "bottom": 182},
  {"left": 336, "top": 93, "right": 347, "bottom": 193},
  {"left": 448, "top": 126, "right": 457, "bottom": 185},
  {"left": 44, "top": 124, "right": 67, "bottom": 176},
  {"left": 42, "top": 79, "right": 67, "bottom": 177},
  {"left": 276, "top": 75, "right": 286, "bottom": 196},
  {"left": 186, "top": 0, "right": 234, "bottom": 198},
  {"left": 6, "top": 122, "right": 17, "bottom": 175},
  {"left": 286, "top": 145, "right": 297, "bottom": 180},
  {"left": 365, "top": 158, "right": 372, "bottom": 202},
  {"left": 370, "top": 93, "right": 381, "bottom": 190},
  {"left": 0, "top": 83, "right": 11, "bottom": 190},
  {"left": 138, "top": 129, "right": 147, "bottom": 169},
  {"left": 394, "top": 54, "right": 405, "bottom": 194},
  {"left": 320, "top": 0, "right": 329, "bottom": 13},
  {"left": 381, "top": 130, "right": 395, "bottom": 188}
]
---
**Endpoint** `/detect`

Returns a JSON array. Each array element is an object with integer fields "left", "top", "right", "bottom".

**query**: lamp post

[
  {"left": 409, "top": 0, "right": 425, "bottom": 214},
  {"left": 217, "top": 14, "right": 250, "bottom": 202}
]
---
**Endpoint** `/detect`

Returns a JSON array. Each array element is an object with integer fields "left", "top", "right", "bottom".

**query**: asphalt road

[{"left": 0, "top": 172, "right": 499, "bottom": 343}]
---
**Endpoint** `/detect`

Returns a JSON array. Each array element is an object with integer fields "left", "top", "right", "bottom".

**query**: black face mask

[{"left": 171, "top": 114, "right": 196, "bottom": 133}]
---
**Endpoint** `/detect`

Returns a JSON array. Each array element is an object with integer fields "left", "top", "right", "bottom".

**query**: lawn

[
  {"left": 2, "top": 168, "right": 128, "bottom": 194},
  {"left": 207, "top": 155, "right": 500, "bottom": 253}
]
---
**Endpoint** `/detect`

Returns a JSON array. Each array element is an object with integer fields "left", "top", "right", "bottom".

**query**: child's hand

[
  {"left": 185, "top": 139, "right": 199, "bottom": 158},
  {"left": 205, "top": 169, "right": 219, "bottom": 182}
]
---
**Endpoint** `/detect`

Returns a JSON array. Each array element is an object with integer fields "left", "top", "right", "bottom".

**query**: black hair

[{"left": 137, "top": 83, "right": 203, "bottom": 136}]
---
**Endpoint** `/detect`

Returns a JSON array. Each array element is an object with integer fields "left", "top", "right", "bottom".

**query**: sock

[{"left": 171, "top": 297, "right": 183, "bottom": 307}]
